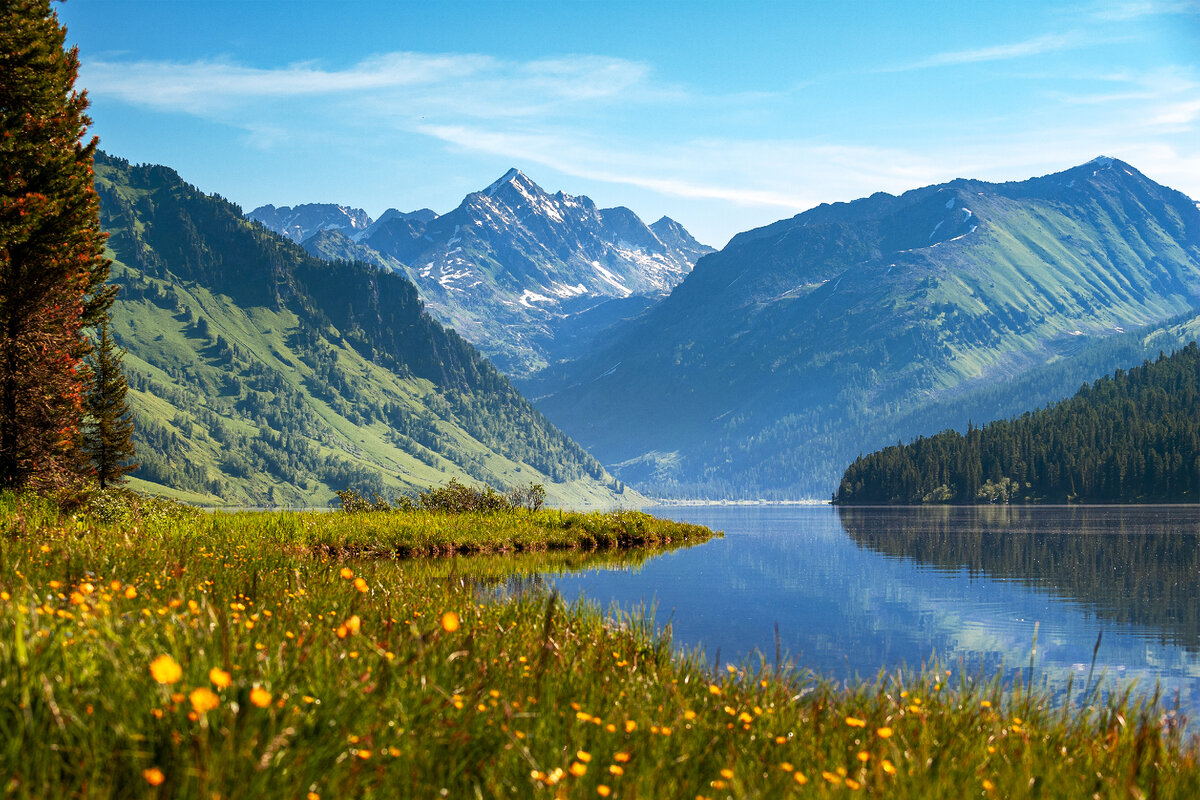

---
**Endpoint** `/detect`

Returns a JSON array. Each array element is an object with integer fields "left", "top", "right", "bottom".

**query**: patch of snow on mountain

[
  {"left": 929, "top": 220, "right": 944, "bottom": 239},
  {"left": 592, "top": 262, "right": 633, "bottom": 297},
  {"left": 945, "top": 196, "right": 956, "bottom": 209},
  {"left": 437, "top": 266, "right": 475, "bottom": 289},
  {"left": 549, "top": 282, "right": 588, "bottom": 298},
  {"left": 940, "top": 225, "right": 979, "bottom": 245},
  {"left": 486, "top": 168, "right": 521, "bottom": 197},
  {"left": 519, "top": 290, "right": 554, "bottom": 308},
  {"left": 594, "top": 362, "right": 621, "bottom": 381},
  {"left": 539, "top": 198, "right": 564, "bottom": 223}
]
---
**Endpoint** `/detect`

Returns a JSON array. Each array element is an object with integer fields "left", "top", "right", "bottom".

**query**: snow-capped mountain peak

[
  {"left": 247, "top": 203, "right": 372, "bottom": 244},
  {"left": 251, "top": 169, "right": 714, "bottom": 376}
]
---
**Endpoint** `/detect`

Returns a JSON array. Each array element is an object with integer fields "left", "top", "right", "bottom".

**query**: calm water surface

[{"left": 543, "top": 505, "right": 1200, "bottom": 712}]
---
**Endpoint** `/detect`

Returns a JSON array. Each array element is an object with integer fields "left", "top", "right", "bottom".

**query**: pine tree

[
  {"left": 0, "top": 0, "right": 112, "bottom": 490},
  {"left": 83, "top": 319, "right": 136, "bottom": 488}
]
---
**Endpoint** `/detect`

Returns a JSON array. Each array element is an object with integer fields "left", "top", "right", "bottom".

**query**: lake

[{"left": 538, "top": 504, "right": 1200, "bottom": 714}]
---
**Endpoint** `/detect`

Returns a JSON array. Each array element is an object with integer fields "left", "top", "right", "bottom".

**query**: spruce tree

[
  {"left": 83, "top": 319, "right": 136, "bottom": 488},
  {"left": 0, "top": 0, "right": 112, "bottom": 489}
]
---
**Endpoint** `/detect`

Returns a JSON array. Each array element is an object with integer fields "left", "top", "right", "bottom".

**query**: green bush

[{"left": 335, "top": 479, "right": 546, "bottom": 514}]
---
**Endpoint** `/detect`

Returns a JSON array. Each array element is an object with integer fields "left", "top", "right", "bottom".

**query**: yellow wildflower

[
  {"left": 189, "top": 687, "right": 220, "bottom": 713},
  {"left": 209, "top": 668, "right": 231, "bottom": 688},
  {"left": 142, "top": 767, "right": 165, "bottom": 786},
  {"left": 441, "top": 611, "right": 460, "bottom": 632},
  {"left": 149, "top": 655, "right": 182, "bottom": 685},
  {"left": 249, "top": 687, "right": 272, "bottom": 708}
]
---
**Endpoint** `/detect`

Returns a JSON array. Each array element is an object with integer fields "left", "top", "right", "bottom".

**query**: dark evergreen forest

[{"left": 834, "top": 342, "right": 1200, "bottom": 504}]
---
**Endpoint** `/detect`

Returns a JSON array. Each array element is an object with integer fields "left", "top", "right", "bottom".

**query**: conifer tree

[
  {"left": 0, "top": 0, "right": 112, "bottom": 489},
  {"left": 83, "top": 318, "right": 136, "bottom": 488}
]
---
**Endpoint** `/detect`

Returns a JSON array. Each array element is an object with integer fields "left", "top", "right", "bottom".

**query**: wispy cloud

[
  {"left": 1051, "top": 67, "right": 1200, "bottom": 133},
  {"left": 77, "top": 43, "right": 1200, "bottom": 245},
  {"left": 81, "top": 52, "right": 657, "bottom": 117},
  {"left": 885, "top": 32, "right": 1092, "bottom": 72},
  {"left": 416, "top": 124, "right": 809, "bottom": 209},
  {"left": 415, "top": 122, "right": 956, "bottom": 215},
  {"left": 1087, "top": 0, "right": 1200, "bottom": 21}
]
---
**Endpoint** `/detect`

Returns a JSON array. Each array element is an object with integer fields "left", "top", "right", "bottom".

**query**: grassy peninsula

[{"left": 2, "top": 492, "right": 1198, "bottom": 798}]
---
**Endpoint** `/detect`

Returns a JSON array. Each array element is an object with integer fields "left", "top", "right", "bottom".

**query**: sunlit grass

[{"left": 1, "top": 491, "right": 1196, "bottom": 798}]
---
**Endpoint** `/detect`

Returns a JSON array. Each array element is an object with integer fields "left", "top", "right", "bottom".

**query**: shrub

[{"left": 334, "top": 479, "right": 547, "bottom": 514}]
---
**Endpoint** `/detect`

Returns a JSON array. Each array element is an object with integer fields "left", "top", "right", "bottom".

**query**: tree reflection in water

[{"left": 839, "top": 505, "right": 1200, "bottom": 651}]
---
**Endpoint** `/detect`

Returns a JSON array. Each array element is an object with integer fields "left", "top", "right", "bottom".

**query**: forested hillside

[
  {"left": 93, "top": 152, "right": 634, "bottom": 507},
  {"left": 834, "top": 343, "right": 1200, "bottom": 504}
]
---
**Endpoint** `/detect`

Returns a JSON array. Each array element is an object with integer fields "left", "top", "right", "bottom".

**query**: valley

[{"left": 94, "top": 153, "right": 637, "bottom": 508}]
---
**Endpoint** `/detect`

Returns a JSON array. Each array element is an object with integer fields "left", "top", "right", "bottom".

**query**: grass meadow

[{"left": 1, "top": 491, "right": 1197, "bottom": 798}]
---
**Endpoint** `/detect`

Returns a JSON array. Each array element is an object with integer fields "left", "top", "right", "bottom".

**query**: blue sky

[{"left": 60, "top": 0, "right": 1200, "bottom": 247}]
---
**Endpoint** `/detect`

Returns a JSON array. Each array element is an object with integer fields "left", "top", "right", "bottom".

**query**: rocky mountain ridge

[{"left": 250, "top": 169, "right": 713, "bottom": 376}]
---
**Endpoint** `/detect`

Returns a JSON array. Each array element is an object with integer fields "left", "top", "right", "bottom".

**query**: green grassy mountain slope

[
  {"left": 93, "top": 152, "right": 638, "bottom": 508},
  {"left": 835, "top": 342, "right": 1200, "bottom": 504},
  {"left": 528, "top": 158, "right": 1200, "bottom": 498}
]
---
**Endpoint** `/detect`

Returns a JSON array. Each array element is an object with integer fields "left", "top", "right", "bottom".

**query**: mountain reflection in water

[{"left": 528, "top": 505, "right": 1200, "bottom": 715}]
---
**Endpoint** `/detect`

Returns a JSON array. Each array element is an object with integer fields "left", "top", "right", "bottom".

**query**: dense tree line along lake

[{"left": 503, "top": 505, "right": 1200, "bottom": 717}]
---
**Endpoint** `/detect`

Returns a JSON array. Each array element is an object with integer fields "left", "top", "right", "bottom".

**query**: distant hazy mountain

[
  {"left": 259, "top": 169, "right": 713, "bottom": 376},
  {"left": 528, "top": 157, "right": 1200, "bottom": 499},
  {"left": 95, "top": 152, "right": 636, "bottom": 508},
  {"left": 247, "top": 203, "right": 373, "bottom": 243}
]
